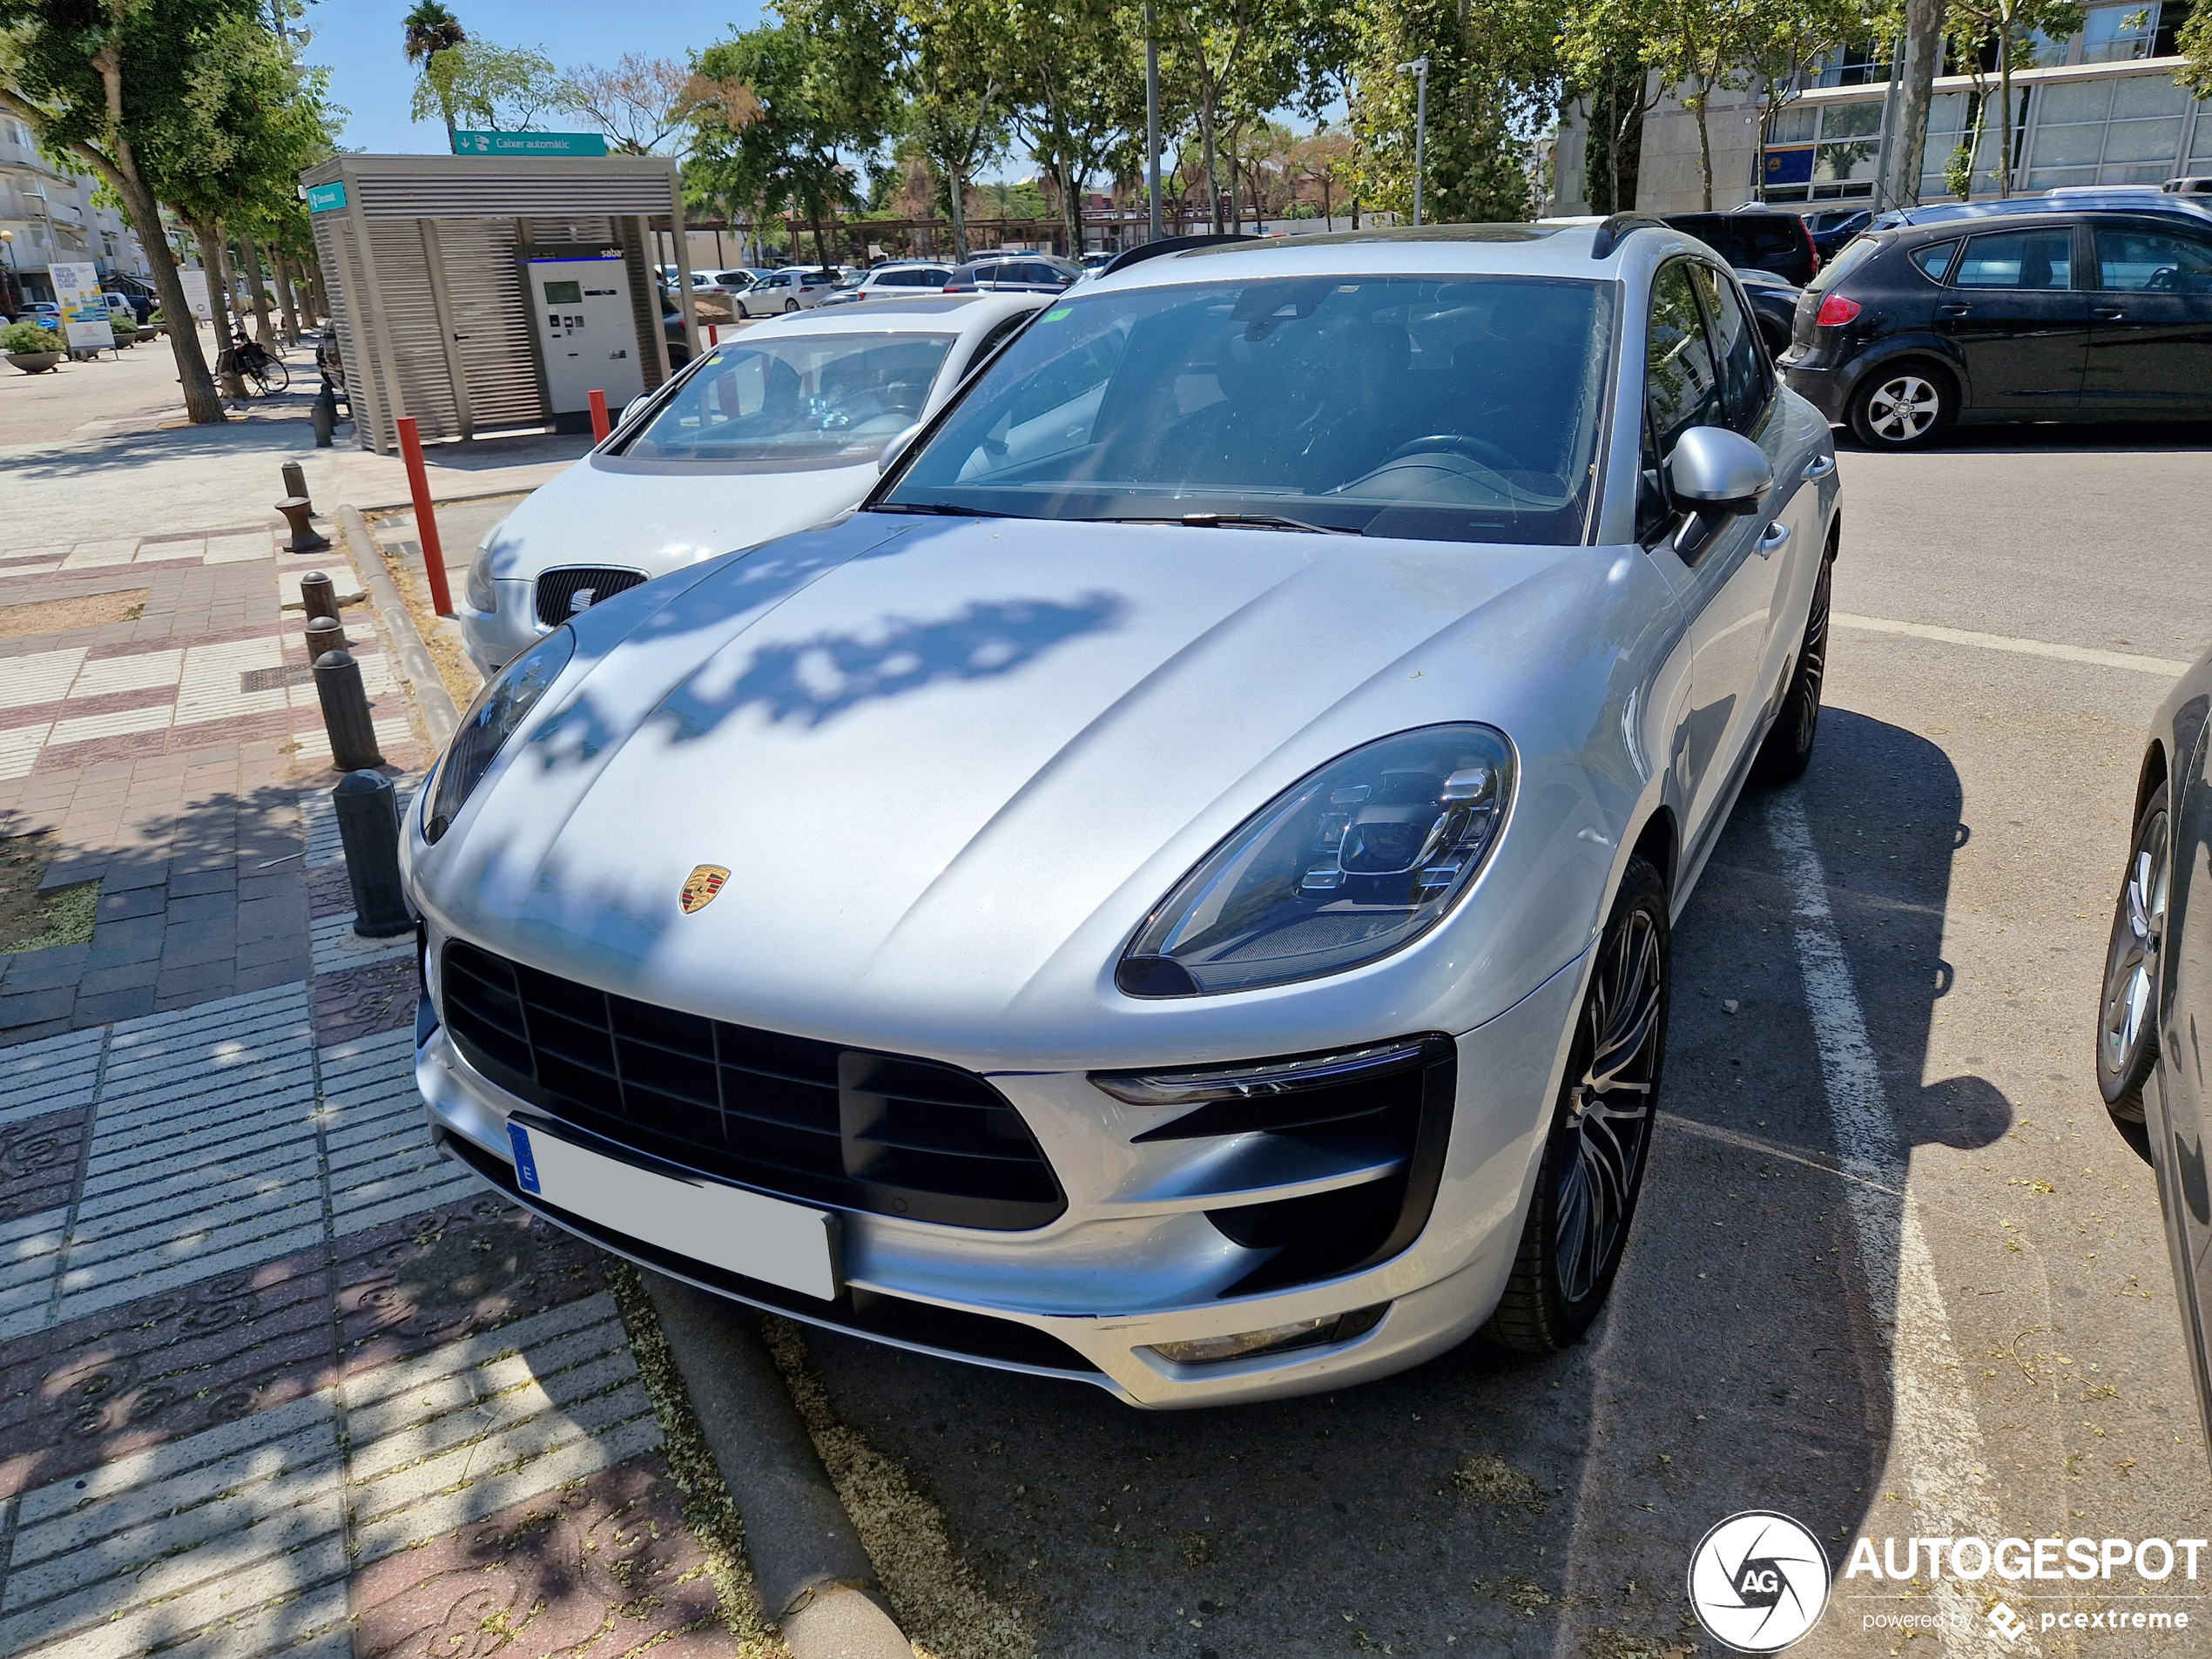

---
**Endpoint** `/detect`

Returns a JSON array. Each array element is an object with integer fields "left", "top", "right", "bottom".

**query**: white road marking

[
  {"left": 1764, "top": 793, "right": 2017, "bottom": 1658},
  {"left": 1835, "top": 612, "right": 2189, "bottom": 678}
]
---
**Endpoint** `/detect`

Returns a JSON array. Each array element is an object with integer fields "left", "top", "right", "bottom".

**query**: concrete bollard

[
  {"left": 277, "top": 496, "right": 331, "bottom": 552},
  {"left": 312, "top": 383, "right": 336, "bottom": 447},
  {"left": 333, "top": 771, "right": 415, "bottom": 938},
  {"left": 304, "top": 614, "right": 347, "bottom": 659},
  {"left": 314, "top": 649, "right": 385, "bottom": 772},
  {"left": 281, "top": 461, "right": 310, "bottom": 509},
  {"left": 299, "top": 570, "right": 336, "bottom": 623}
]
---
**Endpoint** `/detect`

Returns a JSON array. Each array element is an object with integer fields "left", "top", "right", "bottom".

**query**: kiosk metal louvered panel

[
  {"left": 432, "top": 219, "right": 544, "bottom": 432},
  {"left": 367, "top": 221, "right": 465, "bottom": 442}
]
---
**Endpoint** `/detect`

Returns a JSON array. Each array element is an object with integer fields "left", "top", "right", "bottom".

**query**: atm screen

[{"left": 543, "top": 280, "right": 583, "bottom": 304}]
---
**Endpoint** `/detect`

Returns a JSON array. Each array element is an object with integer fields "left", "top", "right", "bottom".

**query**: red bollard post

[
  {"left": 707, "top": 322, "right": 719, "bottom": 347},
  {"left": 588, "top": 388, "right": 610, "bottom": 443},
  {"left": 395, "top": 415, "right": 455, "bottom": 617}
]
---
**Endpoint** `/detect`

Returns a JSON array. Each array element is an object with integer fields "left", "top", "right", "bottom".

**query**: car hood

[
  {"left": 482, "top": 454, "right": 880, "bottom": 581},
  {"left": 417, "top": 514, "right": 1595, "bottom": 1063}
]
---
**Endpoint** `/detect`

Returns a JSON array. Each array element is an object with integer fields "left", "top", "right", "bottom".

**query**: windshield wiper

[
  {"left": 1177, "top": 512, "right": 1361, "bottom": 536},
  {"left": 867, "top": 502, "right": 1011, "bottom": 519}
]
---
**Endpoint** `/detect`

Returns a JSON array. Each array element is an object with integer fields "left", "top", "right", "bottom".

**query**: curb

[
  {"left": 639, "top": 1271, "right": 913, "bottom": 1659},
  {"left": 334, "top": 502, "right": 461, "bottom": 750}
]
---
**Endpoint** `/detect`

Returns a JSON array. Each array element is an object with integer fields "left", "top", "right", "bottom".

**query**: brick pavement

[{"left": 0, "top": 514, "right": 770, "bottom": 1656}]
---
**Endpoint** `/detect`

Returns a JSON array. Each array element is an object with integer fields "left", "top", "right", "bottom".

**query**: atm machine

[{"left": 524, "top": 255, "right": 647, "bottom": 431}]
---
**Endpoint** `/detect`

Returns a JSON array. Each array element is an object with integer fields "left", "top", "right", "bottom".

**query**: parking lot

[{"left": 772, "top": 421, "right": 2212, "bottom": 1657}]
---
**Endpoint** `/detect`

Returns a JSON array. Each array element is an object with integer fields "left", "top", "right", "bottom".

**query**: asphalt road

[{"left": 787, "top": 419, "right": 2212, "bottom": 1659}]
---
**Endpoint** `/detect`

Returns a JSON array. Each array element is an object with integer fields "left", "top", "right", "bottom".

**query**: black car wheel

[
  {"left": 1848, "top": 362, "right": 1952, "bottom": 449},
  {"left": 1751, "top": 554, "right": 1831, "bottom": 785},
  {"left": 784, "top": 299, "right": 799, "bottom": 314},
  {"left": 2098, "top": 783, "right": 2169, "bottom": 1163},
  {"left": 1487, "top": 855, "right": 1669, "bottom": 1352}
]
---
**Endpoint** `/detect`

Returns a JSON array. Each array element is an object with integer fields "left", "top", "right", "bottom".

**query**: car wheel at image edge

[
  {"left": 1750, "top": 548, "right": 1832, "bottom": 785},
  {"left": 1848, "top": 361, "right": 1953, "bottom": 450},
  {"left": 1485, "top": 854, "right": 1669, "bottom": 1353},
  {"left": 2099, "top": 782, "right": 2168, "bottom": 1164}
]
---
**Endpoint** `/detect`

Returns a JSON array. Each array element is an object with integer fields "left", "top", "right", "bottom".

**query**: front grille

[
  {"left": 535, "top": 566, "right": 647, "bottom": 626},
  {"left": 441, "top": 941, "right": 1065, "bottom": 1231}
]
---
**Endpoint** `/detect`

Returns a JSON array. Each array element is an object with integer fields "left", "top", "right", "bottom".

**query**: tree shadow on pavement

[{"left": 784, "top": 707, "right": 2001, "bottom": 1658}]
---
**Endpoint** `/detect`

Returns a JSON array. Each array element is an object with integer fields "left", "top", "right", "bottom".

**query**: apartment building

[
  {"left": 1553, "top": 0, "right": 2212, "bottom": 217},
  {"left": 0, "top": 116, "right": 152, "bottom": 313}
]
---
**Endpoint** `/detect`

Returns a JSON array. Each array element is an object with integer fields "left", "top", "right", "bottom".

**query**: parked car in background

[
  {"left": 2096, "top": 643, "right": 2212, "bottom": 1451},
  {"left": 1805, "top": 208, "right": 1872, "bottom": 261},
  {"left": 1872, "top": 189, "right": 2212, "bottom": 233},
  {"left": 819, "top": 261, "right": 956, "bottom": 306},
  {"left": 1780, "top": 206, "right": 2212, "bottom": 448},
  {"left": 455, "top": 293, "right": 1049, "bottom": 674},
  {"left": 408, "top": 223, "right": 1840, "bottom": 1406},
  {"left": 652, "top": 282, "right": 694, "bottom": 368},
  {"left": 942, "top": 253, "right": 1081, "bottom": 293},
  {"left": 1732, "top": 266, "right": 1803, "bottom": 356},
  {"left": 736, "top": 266, "right": 838, "bottom": 315},
  {"left": 1663, "top": 209, "right": 1821, "bottom": 287}
]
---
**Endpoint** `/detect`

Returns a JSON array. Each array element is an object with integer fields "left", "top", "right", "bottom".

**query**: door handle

[
  {"left": 1802, "top": 454, "right": 1836, "bottom": 482},
  {"left": 1937, "top": 303, "right": 1970, "bottom": 316},
  {"left": 1757, "top": 521, "right": 1791, "bottom": 556},
  {"left": 2093, "top": 306, "right": 2125, "bottom": 320}
]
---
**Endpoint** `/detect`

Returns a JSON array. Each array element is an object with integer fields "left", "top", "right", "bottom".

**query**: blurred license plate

[{"left": 508, "top": 1120, "right": 837, "bottom": 1300}]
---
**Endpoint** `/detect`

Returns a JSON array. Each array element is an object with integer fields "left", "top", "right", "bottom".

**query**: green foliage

[
  {"left": 2184, "top": 0, "right": 2212, "bottom": 98},
  {"left": 1, "top": 320, "right": 64, "bottom": 353},
  {"left": 402, "top": 2, "right": 467, "bottom": 66},
  {"left": 412, "top": 39, "right": 567, "bottom": 132}
]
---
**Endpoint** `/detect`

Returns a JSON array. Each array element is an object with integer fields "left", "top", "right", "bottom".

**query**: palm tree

[{"left": 402, "top": 3, "right": 468, "bottom": 142}]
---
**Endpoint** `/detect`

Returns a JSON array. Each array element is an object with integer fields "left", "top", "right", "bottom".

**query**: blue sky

[{"left": 305, "top": 0, "right": 769, "bottom": 155}]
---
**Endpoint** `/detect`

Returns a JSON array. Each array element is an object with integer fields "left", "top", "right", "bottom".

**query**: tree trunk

[
  {"left": 270, "top": 246, "right": 302, "bottom": 342},
  {"left": 948, "top": 164, "right": 970, "bottom": 260},
  {"left": 1200, "top": 102, "right": 1222, "bottom": 234},
  {"left": 1883, "top": 0, "right": 1946, "bottom": 209},
  {"left": 1693, "top": 91, "right": 1716, "bottom": 211},
  {"left": 1995, "top": 32, "right": 2015, "bottom": 197},
  {"left": 193, "top": 218, "right": 246, "bottom": 401},
  {"left": 239, "top": 233, "right": 275, "bottom": 345}
]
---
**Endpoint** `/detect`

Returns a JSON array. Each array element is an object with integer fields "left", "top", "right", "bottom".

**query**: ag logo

[
  {"left": 679, "top": 864, "right": 730, "bottom": 914},
  {"left": 1687, "top": 1511, "right": 1831, "bottom": 1652}
]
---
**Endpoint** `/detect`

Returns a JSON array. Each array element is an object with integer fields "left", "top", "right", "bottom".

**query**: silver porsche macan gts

[{"left": 404, "top": 219, "right": 1842, "bottom": 1406}]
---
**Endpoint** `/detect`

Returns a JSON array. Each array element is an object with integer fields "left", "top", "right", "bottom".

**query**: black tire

[
  {"left": 1486, "top": 855, "right": 1669, "bottom": 1353},
  {"left": 2098, "top": 783, "right": 2168, "bottom": 1164},
  {"left": 1847, "top": 360, "right": 1954, "bottom": 450},
  {"left": 783, "top": 299, "right": 799, "bottom": 314},
  {"left": 260, "top": 357, "right": 290, "bottom": 395},
  {"left": 1751, "top": 553, "right": 1831, "bottom": 785}
]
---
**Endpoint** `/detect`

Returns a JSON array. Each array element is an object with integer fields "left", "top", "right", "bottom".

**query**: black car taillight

[{"left": 1816, "top": 293, "right": 1861, "bottom": 327}]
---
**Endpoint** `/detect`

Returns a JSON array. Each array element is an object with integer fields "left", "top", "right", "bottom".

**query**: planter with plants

[
  {"left": 109, "top": 316, "right": 138, "bottom": 349},
  {"left": 2, "top": 320, "right": 65, "bottom": 373},
  {"left": 142, "top": 310, "right": 165, "bottom": 337}
]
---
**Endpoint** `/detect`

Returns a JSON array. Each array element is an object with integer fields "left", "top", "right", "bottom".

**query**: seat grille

[
  {"left": 441, "top": 941, "right": 1064, "bottom": 1230},
  {"left": 534, "top": 566, "right": 647, "bottom": 626}
]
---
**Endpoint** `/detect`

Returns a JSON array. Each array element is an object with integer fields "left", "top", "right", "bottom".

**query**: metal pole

[
  {"left": 1400, "top": 58, "right": 1431, "bottom": 226},
  {"left": 395, "top": 415, "right": 455, "bottom": 617},
  {"left": 1145, "top": 3, "right": 1163, "bottom": 243}
]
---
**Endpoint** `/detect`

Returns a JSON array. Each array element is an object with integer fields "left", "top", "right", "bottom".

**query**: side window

[
  {"left": 2095, "top": 228, "right": 2212, "bottom": 293},
  {"left": 1910, "top": 240, "right": 1959, "bottom": 281},
  {"left": 1690, "top": 265, "right": 1772, "bottom": 435},
  {"left": 1639, "top": 263, "right": 1723, "bottom": 543},
  {"left": 1952, "top": 229, "right": 2073, "bottom": 289},
  {"left": 964, "top": 311, "right": 1033, "bottom": 375}
]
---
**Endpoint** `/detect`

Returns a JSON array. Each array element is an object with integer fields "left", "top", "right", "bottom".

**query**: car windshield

[
  {"left": 880, "top": 273, "right": 1613, "bottom": 545},
  {"left": 617, "top": 333, "right": 957, "bottom": 464}
]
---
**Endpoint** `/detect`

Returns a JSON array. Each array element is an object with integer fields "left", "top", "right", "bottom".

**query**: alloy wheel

[
  {"left": 2100, "top": 805, "right": 2168, "bottom": 1089},
  {"left": 1866, "top": 374, "right": 1940, "bottom": 442},
  {"left": 1555, "top": 907, "right": 1663, "bottom": 1303}
]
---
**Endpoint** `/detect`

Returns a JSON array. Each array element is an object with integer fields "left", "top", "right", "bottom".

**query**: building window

[
  {"left": 2025, "top": 74, "right": 2192, "bottom": 188},
  {"left": 1762, "top": 99, "right": 1883, "bottom": 201},
  {"left": 2080, "top": 2, "right": 2160, "bottom": 62}
]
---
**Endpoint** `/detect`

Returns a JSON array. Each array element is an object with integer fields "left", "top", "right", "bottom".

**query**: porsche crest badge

[{"left": 679, "top": 865, "right": 730, "bottom": 914}]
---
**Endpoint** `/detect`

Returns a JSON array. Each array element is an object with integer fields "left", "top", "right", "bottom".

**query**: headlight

[
  {"left": 1117, "top": 725, "right": 1515, "bottom": 997},
  {"left": 421, "top": 628, "right": 574, "bottom": 844},
  {"left": 464, "top": 546, "right": 496, "bottom": 612}
]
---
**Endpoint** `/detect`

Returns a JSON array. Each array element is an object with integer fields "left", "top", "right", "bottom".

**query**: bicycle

[{"left": 216, "top": 329, "right": 291, "bottom": 396}]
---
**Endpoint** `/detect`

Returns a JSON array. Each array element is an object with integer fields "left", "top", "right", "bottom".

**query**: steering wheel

[
  {"left": 2147, "top": 265, "right": 2181, "bottom": 293},
  {"left": 1386, "top": 433, "right": 1521, "bottom": 474}
]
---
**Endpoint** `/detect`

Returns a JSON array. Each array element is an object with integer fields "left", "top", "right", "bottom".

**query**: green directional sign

[
  {"left": 451, "top": 131, "right": 608, "bottom": 158},
  {"left": 306, "top": 180, "right": 347, "bottom": 212}
]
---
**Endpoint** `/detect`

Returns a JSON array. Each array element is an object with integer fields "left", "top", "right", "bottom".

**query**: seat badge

[{"left": 680, "top": 865, "right": 731, "bottom": 914}]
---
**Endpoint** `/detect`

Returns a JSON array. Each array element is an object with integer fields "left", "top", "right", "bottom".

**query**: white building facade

[
  {"left": 1553, "top": 1, "right": 2212, "bottom": 217},
  {"left": 0, "top": 116, "right": 153, "bottom": 311}
]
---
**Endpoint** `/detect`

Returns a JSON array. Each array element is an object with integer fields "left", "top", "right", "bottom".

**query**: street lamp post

[{"left": 1399, "top": 57, "right": 1431, "bottom": 226}]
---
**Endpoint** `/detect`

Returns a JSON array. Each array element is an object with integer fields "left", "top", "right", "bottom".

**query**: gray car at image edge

[{"left": 401, "top": 219, "right": 1842, "bottom": 1407}]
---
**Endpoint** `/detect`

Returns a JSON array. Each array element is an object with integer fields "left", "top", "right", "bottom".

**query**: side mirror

[
  {"left": 1665, "top": 427, "right": 1772, "bottom": 559},
  {"left": 878, "top": 421, "right": 925, "bottom": 475},
  {"left": 617, "top": 397, "right": 645, "bottom": 429}
]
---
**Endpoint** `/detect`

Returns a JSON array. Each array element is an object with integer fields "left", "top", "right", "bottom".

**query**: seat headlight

[
  {"left": 421, "top": 628, "right": 574, "bottom": 844},
  {"left": 464, "top": 545, "right": 496, "bottom": 612},
  {"left": 1117, "top": 725, "right": 1514, "bottom": 997}
]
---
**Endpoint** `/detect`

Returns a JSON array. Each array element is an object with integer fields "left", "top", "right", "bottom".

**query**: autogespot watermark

[{"left": 1688, "top": 1512, "right": 1832, "bottom": 1653}]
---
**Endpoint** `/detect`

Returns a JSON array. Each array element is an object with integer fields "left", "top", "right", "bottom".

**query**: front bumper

[{"left": 414, "top": 946, "right": 1589, "bottom": 1408}]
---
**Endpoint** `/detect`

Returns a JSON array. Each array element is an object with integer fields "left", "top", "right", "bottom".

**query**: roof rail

[
  {"left": 1590, "top": 212, "right": 1671, "bottom": 260},
  {"left": 1099, "top": 233, "right": 1259, "bottom": 278}
]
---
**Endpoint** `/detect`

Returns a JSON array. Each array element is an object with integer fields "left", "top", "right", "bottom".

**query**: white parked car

[
  {"left": 458, "top": 293, "right": 1046, "bottom": 672},
  {"left": 734, "top": 267, "right": 838, "bottom": 316},
  {"left": 817, "top": 262, "right": 956, "bottom": 306}
]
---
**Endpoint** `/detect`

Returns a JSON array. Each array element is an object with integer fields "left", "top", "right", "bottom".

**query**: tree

[
  {"left": 2184, "top": 0, "right": 2212, "bottom": 97},
  {"left": 0, "top": 0, "right": 253, "bottom": 423},
  {"left": 1160, "top": 0, "right": 1281, "bottom": 233},
  {"left": 1942, "top": 0, "right": 2081, "bottom": 196},
  {"left": 412, "top": 39, "right": 566, "bottom": 133},
  {"left": 1003, "top": 0, "right": 1145, "bottom": 253},
  {"left": 1641, "top": 0, "right": 1768, "bottom": 211},
  {"left": 560, "top": 54, "right": 696, "bottom": 153},
  {"left": 401, "top": 0, "right": 466, "bottom": 138},
  {"left": 1562, "top": 0, "right": 1663, "bottom": 215},
  {"left": 1740, "top": 0, "right": 1861, "bottom": 206},
  {"left": 904, "top": 0, "right": 1015, "bottom": 259}
]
